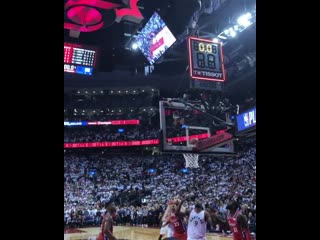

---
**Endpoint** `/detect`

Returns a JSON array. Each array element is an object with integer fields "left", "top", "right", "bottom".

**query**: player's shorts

[
  {"left": 160, "top": 224, "right": 174, "bottom": 237},
  {"left": 167, "top": 224, "right": 174, "bottom": 237},
  {"left": 186, "top": 237, "right": 206, "bottom": 240},
  {"left": 160, "top": 225, "right": 169, "bottom": 235},
  {"left": 104, "top": 236, "right": 116, "bottom": 240},
  {"left": 174, "top": 232, "right": 187, "bottom": 240}
]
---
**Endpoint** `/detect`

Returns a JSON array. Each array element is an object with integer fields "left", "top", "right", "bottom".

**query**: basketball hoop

[{"left": 183, "top": 153, "right": 199, "bottom": 168}]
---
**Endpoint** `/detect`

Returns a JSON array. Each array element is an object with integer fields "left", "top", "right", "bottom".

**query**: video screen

[{"left": 136, "top": 12, "right": 176, "bottom": 65}]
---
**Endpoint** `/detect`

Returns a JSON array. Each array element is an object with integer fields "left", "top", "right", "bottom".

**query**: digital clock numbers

[
  {"left": 188, "top": 37, "right": 226, "bottom": 82},
  {"left": 193, "top": 42, "right": 217, "bottom": 53}
]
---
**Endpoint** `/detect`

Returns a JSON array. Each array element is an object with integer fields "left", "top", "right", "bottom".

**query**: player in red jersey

[
  {"left": 210, "top": 200, "right": 251, "bottom": 240},
  {"left": 166, "top": 197, "right": 188, "bottom": 240},
  {"left": 226, "top": 201, "right": 251, "bottom": 240},
  {"left": 98, "top": 201, "right": 117, "bottom": 240}
]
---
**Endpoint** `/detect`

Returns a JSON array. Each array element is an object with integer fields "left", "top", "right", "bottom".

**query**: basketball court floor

[{"left": 64, "top": 226, "right": 233, "bottom": 240}]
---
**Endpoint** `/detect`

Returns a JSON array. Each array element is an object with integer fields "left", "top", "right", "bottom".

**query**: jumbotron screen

[
  {"left": 136, "top": 12, "right": 176, "bottom": 65},
  {"left": 64, "top": 42, "right": 98, "bottom": 75}
]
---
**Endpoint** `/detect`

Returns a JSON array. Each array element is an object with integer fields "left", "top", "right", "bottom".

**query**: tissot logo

[{"left": 64, "top": 0, "right": 143, "bottom": 32}]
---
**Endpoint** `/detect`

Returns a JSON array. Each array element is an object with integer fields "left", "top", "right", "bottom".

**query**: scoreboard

[
  {"left": 64, "top": 42, "right": 98, "bottom": 75},
  {"left": 188, "top": 37, "right": 226, "bottom": 82}
]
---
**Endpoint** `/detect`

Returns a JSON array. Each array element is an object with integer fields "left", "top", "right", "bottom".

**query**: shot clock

[{"left": 188, "top": 36, "right": 226, "bottom": 82}]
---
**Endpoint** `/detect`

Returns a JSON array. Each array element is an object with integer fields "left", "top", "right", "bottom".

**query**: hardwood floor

[{"left": 64, "top": 226, "right": 234, "bottom": 240}]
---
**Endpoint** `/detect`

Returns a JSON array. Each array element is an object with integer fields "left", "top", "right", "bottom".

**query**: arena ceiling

[{"left": 64, "top": 0, "right": 256, "bottom": 102}]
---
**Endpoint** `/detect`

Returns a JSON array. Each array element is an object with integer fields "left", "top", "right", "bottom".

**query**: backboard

[{"left": 159, "top": 99, "right": 235, "bottom": 155}]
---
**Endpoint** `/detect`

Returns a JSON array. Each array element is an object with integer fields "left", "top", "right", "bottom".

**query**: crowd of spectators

[
  {"left": 64, "top": 88, "right": 256, "bottom": 235},
  {"left": 64, "top": 140, "right": 256, "bottom": 234}
]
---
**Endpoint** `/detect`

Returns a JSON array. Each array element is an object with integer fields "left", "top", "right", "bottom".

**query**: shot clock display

[{"left": 188, "top": 37, "right": 226, "bottom": 82}]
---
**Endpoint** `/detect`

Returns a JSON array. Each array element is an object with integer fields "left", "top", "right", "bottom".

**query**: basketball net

[{"left": 183, "top": 153, "right": 199, "bottom": 168}]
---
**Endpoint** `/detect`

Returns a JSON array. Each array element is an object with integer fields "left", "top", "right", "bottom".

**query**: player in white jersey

[{"left": 187, "top": 203, "right": 213, "bottom": 240}]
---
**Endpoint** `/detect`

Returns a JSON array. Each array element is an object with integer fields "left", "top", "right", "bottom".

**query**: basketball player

[
  {"left": 186, "top": 202, "right": 213, "bottom": 240},
  {"left": 98, "top": 201, "right": 117, "bottom": 240},
  {"left": 164, "top": 197, "right": 188, "bottom": 240},
  {"left": 226, "top": 201, "right": 251, "bottom": 240},
  {"left": 158, "top": 200, "right": 175, "bottom": 240}
]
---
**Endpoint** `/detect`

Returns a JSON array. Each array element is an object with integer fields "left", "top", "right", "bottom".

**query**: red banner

[{"left": 64, "top": 139, "right": 159, "bottom": 148}]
